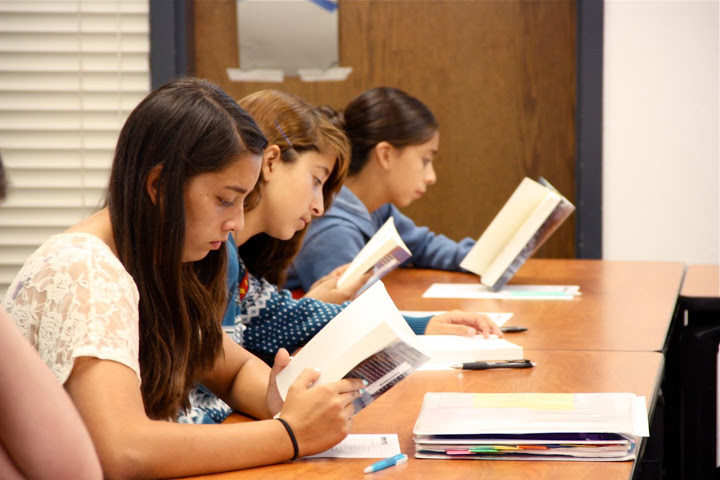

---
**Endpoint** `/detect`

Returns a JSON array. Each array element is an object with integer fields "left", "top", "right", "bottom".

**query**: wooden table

[
  {"left": 179, "top": 260, "right": 681, "bottom": 480},
  {"left": 679, "top": 264, "right": 720, "bottom": 311},
  {"left": 186, "top": 350, "right": 663, "bottom": 480},
  {"left": 383, "top": 259, "right": 684, "bottom": 352}
]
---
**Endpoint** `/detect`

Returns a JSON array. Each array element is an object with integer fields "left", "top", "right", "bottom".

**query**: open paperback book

[
  {"left": 398, "top": 311, "right": 523, "bottom": 369},
  {"left": 337, "top": 217, "right": 411, "bottom": 295},
  {"left": 415, "top": 336, "right": 523, "bottom": 367},
  {"left": 413, "top": 392, "right": 649, "bottom": 461},
  {"left": 460, "top": 177, "right": 575, "bottom": 291},
  {"left": 275, "top": 281, "right": 429, "bottom": 413}
]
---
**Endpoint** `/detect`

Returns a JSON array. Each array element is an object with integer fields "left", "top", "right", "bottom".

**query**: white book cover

[
  {"left": 460, "top": 177, "right": 575, "bottom": 291},
  {"left": 275, "top": 281, "right": 429, "bottom": 413},
  {"left": 414, "top": 336, "right": 523, "bottom": 363},
  {"left": 337, "top": 217, "right": 411, "bottom": 294}
]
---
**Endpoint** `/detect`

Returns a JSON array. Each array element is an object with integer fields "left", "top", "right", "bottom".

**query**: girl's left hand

[{"left": 424, "top": 310, "right": 503, "bottom": 338}]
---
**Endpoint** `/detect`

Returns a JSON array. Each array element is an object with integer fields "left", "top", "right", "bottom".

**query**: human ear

[
  {"left": 374, "top": 141, "right": 395, "bottom": 171},
  {"left": 261, "top": 145, "right": 282, "bottom": 181},
  {"left": 145, "top": 164, "right": 163, "bottom": 205}
]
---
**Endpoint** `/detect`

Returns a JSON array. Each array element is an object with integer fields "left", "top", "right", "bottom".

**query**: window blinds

[{"left": 0, "top": 1, "right": 150, "bottom": 298}]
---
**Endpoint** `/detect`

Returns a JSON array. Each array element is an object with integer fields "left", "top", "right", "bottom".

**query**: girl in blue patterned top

[{"left": 183, "top": 90, "right": 502, "bottom": 424}]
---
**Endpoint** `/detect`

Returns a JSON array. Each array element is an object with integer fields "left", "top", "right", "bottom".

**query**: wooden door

[{"left": 193, "top": 0, "right": 576, "bottom": 257}]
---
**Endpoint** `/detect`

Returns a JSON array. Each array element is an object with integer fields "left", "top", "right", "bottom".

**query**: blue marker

[{"left": 363, "top": 453, "right": 408, "bottom": 473}]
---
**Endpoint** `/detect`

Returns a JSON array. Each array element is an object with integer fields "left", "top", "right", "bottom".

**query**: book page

[
  {"left": 460, "top": 178, "right": 553, "bottom": 275},
  {"left": 338, "top": 217, "right": 411, "bottom": 288},
  {"left": 414, "top": 336, "right": 523, "bottom": 363},
  {"left": 481, "top": 193, "right": 562, "bottom": 289},
  {"left": 486, "top": 198, "right": 575, "bottom": 291},
  {"left": 275, "top": 281, "right": 426, "bottom": 404}
]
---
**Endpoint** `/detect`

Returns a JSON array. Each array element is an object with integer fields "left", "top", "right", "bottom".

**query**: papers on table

[
  {"left": 399, "top": 312, "right": 521, "bottom": 371},
  {"left": 423, "top": 284, "right": 581, "bottom": 300},
  {"left": 413, "top": 392, "right": 648, "bottom": 461},
  {"left": 399, "top": 311, "right": 513, "bottom": 327},
  {"left": 308, "top": 434, "right": 401, "bottom": 459},
  {"left": 414, "top": 336, "right": 524, "bottom": 371}
]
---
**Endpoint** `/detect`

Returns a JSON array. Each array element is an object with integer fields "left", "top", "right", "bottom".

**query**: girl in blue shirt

[{"left": 286, "top": 87, "right": 476, "bottom": 294}]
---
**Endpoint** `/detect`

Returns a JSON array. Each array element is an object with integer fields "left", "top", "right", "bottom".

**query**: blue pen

[{"left": 364, "top": 453, "right": 408, "bottom": 473}]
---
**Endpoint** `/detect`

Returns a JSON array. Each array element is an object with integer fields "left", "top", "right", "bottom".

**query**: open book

[
  {"left": 275, "top": 281, "right": 429, "bottom": 413},
  {"left": 415, "top": 336, "right": 523, "bottom": 364},
  {"left": 460, "top": 177, "right": 575, "bottom": 291},
  {"left": 337, "top": 217, "right": 411, "bottom": 295},
  {"left": 413, "top": 392, "right": 649, "bottom": 461}
]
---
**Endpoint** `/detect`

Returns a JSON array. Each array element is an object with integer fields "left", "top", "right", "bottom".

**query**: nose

[
  {"left": 425, "top": 163, "right": 437, "bottom": 185},
  {"left": 311, "top": 190, "right": 324, "bottom": 217},
  {"left": 223, "top": 205, "right": 244, "bottom": 233}
]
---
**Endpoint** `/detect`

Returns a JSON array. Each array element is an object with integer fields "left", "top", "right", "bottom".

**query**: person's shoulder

[
  {"left": 27, "top": 233, "right": 137, "bottom": 297},
  {"left": 45, "top": 233, "right": 127, "bottom": 270}
]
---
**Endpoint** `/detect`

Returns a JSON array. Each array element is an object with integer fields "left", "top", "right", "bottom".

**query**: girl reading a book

[
  {"left": 184, "top": 90, "right": 502, "bottom": 424},
  {"left": 2, "top": 78, "right": 366, "bottom": 478},
  {"left": 285, "top": 87, "right": 477, "bottom": 295}
]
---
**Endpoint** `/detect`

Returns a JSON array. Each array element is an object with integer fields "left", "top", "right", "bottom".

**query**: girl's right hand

[
  {"left": 276, "top": 370, "right": 365, "bottom": 456},
  {"left": 303, "top": 264, "right": 372, "bottom": 304}
]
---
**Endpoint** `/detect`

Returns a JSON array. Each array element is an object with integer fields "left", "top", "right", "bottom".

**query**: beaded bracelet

[{"left": 276, "top": 417, "right": 299, "bottom": 461}]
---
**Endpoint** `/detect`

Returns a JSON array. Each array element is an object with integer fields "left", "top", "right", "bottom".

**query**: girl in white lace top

[{"left": 3, "top": 77, "right": 365, "bottom": 479}]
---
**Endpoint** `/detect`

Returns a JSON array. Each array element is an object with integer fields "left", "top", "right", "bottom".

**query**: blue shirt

[{"left": 286, "top": 186, "right": 476, "bottom": 291}]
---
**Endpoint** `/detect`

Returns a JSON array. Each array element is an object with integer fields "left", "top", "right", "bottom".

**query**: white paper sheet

[
  {"left": 307, "top": 434, "right": 401, "bottom": 458},
  {"left": 422, "top": 284, "right": 581, "bottom": 300}
]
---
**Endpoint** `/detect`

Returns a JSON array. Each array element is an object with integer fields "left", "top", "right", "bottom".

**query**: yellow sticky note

[{"left": 472, "top": 393, "right": 575, "bottom": 410}]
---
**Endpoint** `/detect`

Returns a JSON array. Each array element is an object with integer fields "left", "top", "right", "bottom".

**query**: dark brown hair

[
  {"left": 107, "top": 77, "right": 267, "bottom": 419},
  {"left": 325, "top": 87, "right": 438, "bottom": 176},
  {"left": 236, "top": 90, "right": 350, "bottom": 286}
]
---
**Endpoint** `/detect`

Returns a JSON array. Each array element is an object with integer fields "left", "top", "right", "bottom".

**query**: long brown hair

[
  {"left": 107, "top": 77, "right": 267, "bottom": 419},
  {"left": 237, "top": 90, "right": 350, "bottom": 285}
]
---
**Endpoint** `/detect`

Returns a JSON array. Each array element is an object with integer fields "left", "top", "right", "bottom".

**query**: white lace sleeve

[{"left": 3, "top": 234, "right": 141, "bottom": 385}]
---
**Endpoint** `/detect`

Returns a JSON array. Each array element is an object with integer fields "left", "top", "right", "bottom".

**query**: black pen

[
  {"left": 500, "top": 326, "right": 528, "bottom": 333},
  {"left": 451, "top": 359, "right": 536, "bottom": 370}
]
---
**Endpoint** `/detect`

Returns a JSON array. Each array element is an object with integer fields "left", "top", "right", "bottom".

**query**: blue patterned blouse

[{"left": 178, "top": 237, "right": 430, "bottom": 424}]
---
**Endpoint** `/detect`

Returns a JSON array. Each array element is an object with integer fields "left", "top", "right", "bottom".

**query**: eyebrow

[
  {"left": 315, "top": 165, "right": 332, "bottom": 177},
  {"left": 225, "top": 185, "right": 249, "bottom": 194}
]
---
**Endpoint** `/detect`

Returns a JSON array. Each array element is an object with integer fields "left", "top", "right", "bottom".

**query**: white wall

[{"left": 604, "top": 0, "right": 719, "bottom": 264}]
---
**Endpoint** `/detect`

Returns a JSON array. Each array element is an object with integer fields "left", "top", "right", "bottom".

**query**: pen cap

[{"left": 396, "top": 454, "right": 408, "bottom": 466}]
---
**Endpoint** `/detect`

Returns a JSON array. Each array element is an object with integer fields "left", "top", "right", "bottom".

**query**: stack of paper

[{"left": 413, "top": 392, "right": 649, "bottom": 461}]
